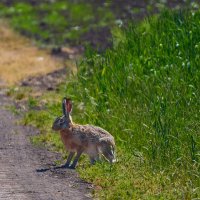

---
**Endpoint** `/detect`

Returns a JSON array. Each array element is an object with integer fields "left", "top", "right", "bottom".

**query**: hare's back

[{"left": 72, "top": 124, "right": 114, "bottom": 142}]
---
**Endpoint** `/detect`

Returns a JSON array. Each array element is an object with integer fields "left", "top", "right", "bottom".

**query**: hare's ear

[
  {"left": 65, "top": 98, "right": 72, "bottom": 113},
  {"left": 62, "top": 98, "right": 67, "bottom": 117}
]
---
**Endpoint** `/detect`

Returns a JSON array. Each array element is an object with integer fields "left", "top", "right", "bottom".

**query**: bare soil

[
  {"left": 0, "top": 91, "right": 92, "bottom": 200},
  {"left": 0, "top": 20, "right": 65, "bottom": 86},
  {"left": 20, "top": 67, "right": 67, "bottom": 91}
]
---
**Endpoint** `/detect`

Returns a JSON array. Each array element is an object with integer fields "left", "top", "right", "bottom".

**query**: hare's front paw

[
  {"left": 60, "top": 163, "right": 70, "bottom": 169},
  {"left": 68, "top": 165, "right": 76, "bottom": 169}
]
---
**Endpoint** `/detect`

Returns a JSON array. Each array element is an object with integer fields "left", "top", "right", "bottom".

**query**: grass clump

[{"left": 22, "top": 10, "right": 200, "bottom": 199}]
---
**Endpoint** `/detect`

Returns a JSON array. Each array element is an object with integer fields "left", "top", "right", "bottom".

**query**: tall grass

[
  {"left": 61, "top": 9, "right": 200, "bottom": 198},
  {"left": 67, "top": 9, "right": 200, "bottom": 165}
]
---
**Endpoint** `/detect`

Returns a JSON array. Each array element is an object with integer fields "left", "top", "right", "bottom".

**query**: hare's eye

[{"left": 61, "top": 118, "right": 66, "bottom": 124}]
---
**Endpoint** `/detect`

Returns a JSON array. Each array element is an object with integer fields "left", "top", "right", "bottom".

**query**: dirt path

[{"left": 0, "top": 91, "right": 91, "bottom": 200}]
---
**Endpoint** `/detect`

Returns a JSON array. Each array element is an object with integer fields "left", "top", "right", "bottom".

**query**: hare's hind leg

[
  {"left": 70, "top": 149, "right": 83, "bottom": 169},
  {"left": 88, "top": 146, "right": 100, "bottom": 165}
]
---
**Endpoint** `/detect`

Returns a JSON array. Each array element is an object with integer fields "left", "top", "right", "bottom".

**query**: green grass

[{"left": 20, "top": 9, "right": 200, "bottom": 199}]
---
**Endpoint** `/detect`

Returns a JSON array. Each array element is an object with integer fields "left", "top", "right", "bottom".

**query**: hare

[{"left": 52, "top": 97, "right": 116, "bottom": 169}]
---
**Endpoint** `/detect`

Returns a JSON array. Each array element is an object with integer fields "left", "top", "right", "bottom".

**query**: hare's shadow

[{"left": 36, "top": 164, "right": 75, "bottom": 173}]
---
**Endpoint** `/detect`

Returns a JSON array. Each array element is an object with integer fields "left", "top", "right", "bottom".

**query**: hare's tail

[{"left": 99, "top": 137, "right": 116, "bottom": 163}]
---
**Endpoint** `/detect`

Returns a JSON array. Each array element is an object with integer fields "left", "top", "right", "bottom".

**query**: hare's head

[{"left": 52, "top": 98, "right": 73, "bottom": 131}]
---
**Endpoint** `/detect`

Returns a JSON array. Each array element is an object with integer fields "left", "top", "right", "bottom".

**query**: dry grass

[{"left": 0, "top": 20, "right": 63, "bottom": 87}]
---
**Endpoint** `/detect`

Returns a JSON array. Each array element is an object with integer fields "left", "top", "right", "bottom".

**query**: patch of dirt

[
  {"left": 20, "top": 67, "right": 67, "bottom": 91},
  {"left": 80, "top": 27, "right": 112, "bottom": 53},
  {"left": 0, "top": 92, "right": 92, "bottom": 200},
  {"left": 0, "top": 20, "right": 64, "bottom": 86}
]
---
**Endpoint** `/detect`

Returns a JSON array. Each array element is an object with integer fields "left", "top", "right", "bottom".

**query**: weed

[
  {"left": 28, "top": 96, "right": 38, "bottom": 109},
  {"left": 6, "top": 105, "right": 20, "bottom": 115}
]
